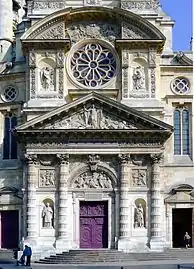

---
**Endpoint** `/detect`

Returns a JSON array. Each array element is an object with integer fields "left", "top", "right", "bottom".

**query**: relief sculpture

[
  {"left": 73, "top": 171, "right": 113, "bottom": 189},
  {"left": 132, "top": 169, "right": 147, "bottom": 186},
  {"left": 43, "top": 105, "right": 137, "bottom": 130},
  {"left": 39, "top": 170, "right": 55, "bottom": 187},
  {"left": 66, "top": 22, "right": 121, "bottom": 43}
]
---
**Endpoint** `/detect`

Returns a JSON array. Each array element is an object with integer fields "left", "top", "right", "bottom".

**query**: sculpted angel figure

[{"left": 132, "top": 66, "right": 146, "bottom": 91}]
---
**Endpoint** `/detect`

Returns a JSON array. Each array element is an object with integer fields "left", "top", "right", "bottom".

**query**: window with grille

[
  {"left": 174, "top": 108, "right": 190, "bottom": 155},
  {"left": 3, "top": 113, "right": 17, "bottom": 159}
]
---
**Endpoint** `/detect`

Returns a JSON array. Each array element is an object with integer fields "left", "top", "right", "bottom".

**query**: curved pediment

[{"left": 21, "top": 7, "right": 165, "bottom": 42}]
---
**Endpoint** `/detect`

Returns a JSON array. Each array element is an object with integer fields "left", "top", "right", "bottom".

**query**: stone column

[
  {"left": 149, "top": 153, "right": 164, "bottom": 251},
  {"left": 118, "top": 154, "right": 131, "bottom": 251},
  {"left": 56, "top": 154, "right": 69, "bottom": 250},
  {"left": 24, "top": 154, "right": 38, "bottom": 246}
]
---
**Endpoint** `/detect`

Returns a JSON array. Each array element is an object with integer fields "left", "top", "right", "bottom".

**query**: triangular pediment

[{"left": 16, "top": 92, "right": 172, "bottom": 133}]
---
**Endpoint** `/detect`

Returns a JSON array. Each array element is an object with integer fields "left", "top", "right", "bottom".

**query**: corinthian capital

[
  {"left": 56, "top": 154, "right": 69, "bottom": 165},
  {"left": 118, "top": 154, "right": 130, "bottom": 164},
  {"left": 24, "top": 154, "right": 39, "bottom": 165},
  {"left": 150, "top": 153, "right": 163, "bottom": 164}
]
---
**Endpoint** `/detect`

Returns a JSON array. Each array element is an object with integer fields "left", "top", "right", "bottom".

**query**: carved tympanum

[
  {"left": 73, "top": 171, "right": 113, "bottom": 189},
  {"left": 43, "top": 105, "right": 137, "bottom": 130}
]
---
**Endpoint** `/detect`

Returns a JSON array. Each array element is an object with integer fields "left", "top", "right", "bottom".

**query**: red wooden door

[{"left": 1, "top": 210, "right": 19, "bottom": 249}]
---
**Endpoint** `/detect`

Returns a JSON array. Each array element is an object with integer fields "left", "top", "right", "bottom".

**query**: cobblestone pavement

[{"left": 0, "top": 260, "right": 194, "bottom": 269}]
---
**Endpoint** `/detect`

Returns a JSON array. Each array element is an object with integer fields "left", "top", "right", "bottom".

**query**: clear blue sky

[{"left": 160, "top": 0, "right": 193, "bottom": 51}]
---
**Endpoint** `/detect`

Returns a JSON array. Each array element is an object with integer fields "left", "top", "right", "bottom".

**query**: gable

[
  {"left": 21, "top": 7, "right": 165, "bottom": 42},
  {"left": 16, "top": 92, "right": 172, "bottom": 132}
]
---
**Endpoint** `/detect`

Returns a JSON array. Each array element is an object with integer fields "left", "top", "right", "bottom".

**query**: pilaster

[
  {"left": 24, "top": 154, "right": 39, "bottom": 246},
  {"left": 55, "top": 154, "right": 70, "bottom": 250},
  {"left": 118, "top": 154, "right": 131, "bottom": 251},
  {"left": 149, "top": 153, "right": 164, "bottom": 251}
]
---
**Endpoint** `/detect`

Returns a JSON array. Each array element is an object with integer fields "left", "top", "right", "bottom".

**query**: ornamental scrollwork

[
  {"left": 24, "top": 154, "right": 39, "bottom": 165},
  {"left": 87, "top": 154, "right": 100, "bottom": 172},
  {"left": 56, "top": 154, "right": 69, "bottom": 165},
  {"left": 150, "top": 153, "right": 163, "bottom": 164},
  {"left": 118, "top": 154, "right": 131, "bottom": 164}
]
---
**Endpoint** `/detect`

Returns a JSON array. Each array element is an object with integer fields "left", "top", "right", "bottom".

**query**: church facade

[{"left": 0, "top": 0, "right": 193, "bottom": 259}]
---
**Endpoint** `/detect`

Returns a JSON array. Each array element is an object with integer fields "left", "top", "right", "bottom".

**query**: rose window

[
  {"left": 70, "top": 42, "right": 117, "bottom": 88},
  {"left": 1, "top": 86, "right": 18, "bottom": 102},
  {"left": 171, "top": 77, "right": 190, "bottom": 95}
]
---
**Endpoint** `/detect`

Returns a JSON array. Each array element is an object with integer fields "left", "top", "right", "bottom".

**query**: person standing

[
  {"left": 23, "top": 245, "right": 32, "bottom": 266},
  {"left": 184, "top": 232, "right": 191, "bottom": 248}
]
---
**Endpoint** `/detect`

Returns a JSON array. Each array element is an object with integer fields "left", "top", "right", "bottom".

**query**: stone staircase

[{"left": 36, "top": 249, "right": 194, "bottom": 264}]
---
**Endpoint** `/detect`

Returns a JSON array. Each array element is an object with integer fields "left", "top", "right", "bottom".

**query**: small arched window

[
  {"left": 3, "top": 113, "right": 17, "bottom": 159},
  {"left": 174, "top": 108, "right": 190, "bottom": 155}
]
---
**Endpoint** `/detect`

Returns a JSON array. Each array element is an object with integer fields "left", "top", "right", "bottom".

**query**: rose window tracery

[
  {"left": 69, "top": 41, "right": 118, "bottom": 89},
  {"left": 171, "top": 77, "right": 190, "bottom": 95}
]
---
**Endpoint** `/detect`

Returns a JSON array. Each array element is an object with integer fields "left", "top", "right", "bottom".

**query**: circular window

[
  {"left": 1, "top": 86, "right": 18, "bottom": 102},
  {"left": 67, "top": 40, "right": 119, "bottom": 89},
  {"left": 171, "top": 77, "right": 190, "bottom": 95}
]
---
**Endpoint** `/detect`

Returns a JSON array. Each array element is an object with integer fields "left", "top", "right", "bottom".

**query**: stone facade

[{"left": 0, "top": 0, "right": 193, "bottom": 260}]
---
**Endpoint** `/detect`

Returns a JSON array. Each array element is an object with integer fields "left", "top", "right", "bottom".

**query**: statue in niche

[
  {"left": 134, "top": 203, "right": 145, "bottom": 228},
  {"left": 132, "top": 66, "right": 146, "bottom": 91},
  {"left": 40, "top": 66, "right": 54, "bottom": 91},
  {"left": 42, "top": 202, "right": 53, "bottom": 228}
]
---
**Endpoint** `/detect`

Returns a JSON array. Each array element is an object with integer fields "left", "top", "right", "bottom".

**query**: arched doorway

[{"left": 69, "top": 166, "right": 118, "bottom": 249}]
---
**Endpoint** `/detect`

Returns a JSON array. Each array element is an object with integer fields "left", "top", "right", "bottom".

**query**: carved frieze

[
  {"left": 84, "top": 0, "right": 102, "bottom": 5},
  {"left": 29, "top": 49, "right": 36, "bottom": 67},
  {"left": 39, "top": 169, "right": 56, "bottom": 187},
  {"left": 150, "top": 67, "right": 156, "bottom": 97},
  {"left": 121, "top": 0, "right": 161, "bottom": 11},
  {"left": 66, "top": 22, "right": 121, "bottom": 43},
  {"left": 42, "top": 105, "right": 137, "bottom": 130},
  {"left": 31, "top": 22, "right": 64, "bottom": 39},
  {"left": 122, "top": 50, "right": 129, "bottom": 99},
  {"left": 148, "top": 48, "right": 157, "bottom": 67},
  {"left": 132, "top": 169, "right": 147, "bottom": 187},
  {"left": 73, "top": 171, "right": 113, "bottom": 189},
  {"left": 30, "top": 69, "right": 36, "bottom": 99},
  {"left": 122, "top": 23, "right": 149, "bottom": 39},
  {"left": 33, "top": 1, "right": 65, "bottom": 10}
]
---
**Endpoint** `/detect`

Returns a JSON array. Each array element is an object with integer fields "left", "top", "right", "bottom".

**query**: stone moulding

[{"left": 21, "top": 6, "right": 165, "bottom": 42}]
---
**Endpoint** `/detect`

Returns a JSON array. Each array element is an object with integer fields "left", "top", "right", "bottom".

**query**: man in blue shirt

[{"left": 23, "top": 245, "right": 32, "bottom": 266}]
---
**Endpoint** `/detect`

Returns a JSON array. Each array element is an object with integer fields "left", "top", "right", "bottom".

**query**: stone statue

[
  {"left": 132, "top": 66, "right": 146, "bottom": 91},
  {"left": 40, "top": 67, "right": 54, "bottom": 91},
  {"left": 42, "top": 202, "right": 53, "bottom": 228},
  {"left": 134, "top": 203, "right": 144, "bottom": 228}
]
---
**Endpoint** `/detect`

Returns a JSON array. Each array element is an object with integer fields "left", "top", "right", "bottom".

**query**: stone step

[{"left": 36, "top": 249, "right": 194, "bottom": 264}]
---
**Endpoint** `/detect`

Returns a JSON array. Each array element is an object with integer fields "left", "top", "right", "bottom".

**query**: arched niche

[
  {"left": 130, "top": 58, "right": 148, "bottom": 92},
  {"left": 69, "top": 164, "right": 117, "bottom": 190},
  {"left": 42, "top": 198, "right": 54, "bottom": 228},
  {"left": 37, "top": 58, "right": 56, "bottom": 92},
  {"left": 134, "top": 198, "right": 146, "bottom": 229}
]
